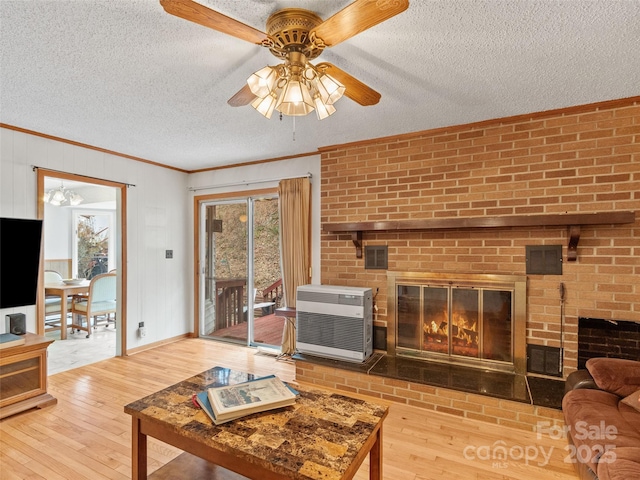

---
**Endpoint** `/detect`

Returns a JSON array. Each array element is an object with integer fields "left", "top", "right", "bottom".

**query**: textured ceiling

[{"left": 1, "top": 1, "right": 639, "bottom": 172}]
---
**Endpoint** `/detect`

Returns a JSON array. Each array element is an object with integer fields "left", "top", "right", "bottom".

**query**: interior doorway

[{"left": 36, "top": 169, "right": 127, "bottom": 374}]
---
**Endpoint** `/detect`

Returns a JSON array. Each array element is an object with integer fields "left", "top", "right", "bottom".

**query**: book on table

[
  {"left": 0, "top": 333, "right": 26, "bottom": 350},
  {"left": 195, "top": 375, "right": 298, "bottom": 425}
]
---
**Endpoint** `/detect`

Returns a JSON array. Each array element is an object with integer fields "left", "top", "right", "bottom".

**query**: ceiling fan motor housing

[{"left": 266, "top": 9, "right": 325, "bottom": 60}]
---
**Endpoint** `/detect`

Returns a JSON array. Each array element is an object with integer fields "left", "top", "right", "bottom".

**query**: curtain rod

[
  {"left": 32, "top": 166, "right": 136, "bottom": 187},
  {"left": 188, "top": 172, "right": 312, "bottom": 192}
]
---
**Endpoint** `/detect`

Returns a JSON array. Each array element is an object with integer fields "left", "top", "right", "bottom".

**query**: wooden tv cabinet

[{"left": 0, "top": 332, "right": 56, "bottom": 419}]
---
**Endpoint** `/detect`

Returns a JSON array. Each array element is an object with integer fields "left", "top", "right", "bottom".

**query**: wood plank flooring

[
  {"left": 208, "top": 314, "right": 285, "bottom": 345},
  {"left": 0, "top": 338, "right": 579, "bottom": 480}
]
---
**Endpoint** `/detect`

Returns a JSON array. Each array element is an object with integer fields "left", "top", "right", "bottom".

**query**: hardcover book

[
  {"left": 0, "top": 332, "right": 26, "bottom": 350},
  {"left": 197, "top": 375, "right": 298, "bottom": 425}
]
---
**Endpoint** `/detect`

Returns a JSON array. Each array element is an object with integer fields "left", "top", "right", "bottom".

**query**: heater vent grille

[
  {"left": 298, "top": 313, "right": 366, "bottom": 351},
  {"left": 527, "top": 344, "right": 562, "bottom": 376}
]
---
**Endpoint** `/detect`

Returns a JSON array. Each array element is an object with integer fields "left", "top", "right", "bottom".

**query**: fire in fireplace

[{"left": 388, "top": 272, "right": 527, "bottom": 375}]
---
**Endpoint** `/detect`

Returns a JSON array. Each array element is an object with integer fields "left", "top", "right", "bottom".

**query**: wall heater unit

[{"left": 296, "top": 285, "right": 373, "bottom": 362}]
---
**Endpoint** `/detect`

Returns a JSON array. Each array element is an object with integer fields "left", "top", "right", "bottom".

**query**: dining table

[{"left": 44, "top": 280, "right": 90, "bottom": 339}]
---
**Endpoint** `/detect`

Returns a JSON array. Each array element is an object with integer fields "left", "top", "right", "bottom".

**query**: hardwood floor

[{"left": 0, "top": 338, "right": 579, "bottom": 480}]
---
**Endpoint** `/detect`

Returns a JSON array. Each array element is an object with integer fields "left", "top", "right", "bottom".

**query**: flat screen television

[{"left": 0, "top": 217, "right": 44, "bottom": 309}]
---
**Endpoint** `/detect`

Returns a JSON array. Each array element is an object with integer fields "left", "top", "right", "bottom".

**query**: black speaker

[{"left": 6, "top": 313, "right": 26, "bottom": 335}]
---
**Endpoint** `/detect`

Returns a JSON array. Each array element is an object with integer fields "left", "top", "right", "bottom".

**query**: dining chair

[
  {"left": 44, "top": 270, "right": 67, "bottom": 332},
  {"left": 44, "top": 270, "right": 63, "bottom": 284},
  {"left": 70, "top": 273, "right": 116, "bottom": 338}
]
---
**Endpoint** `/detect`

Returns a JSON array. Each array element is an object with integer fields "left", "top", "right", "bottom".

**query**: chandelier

[
  {"left": 247, "top": 51, "right": 345, "bottom": 120},
  {"left": 44, "top": 183, "right": 83, "bottom": 206}
]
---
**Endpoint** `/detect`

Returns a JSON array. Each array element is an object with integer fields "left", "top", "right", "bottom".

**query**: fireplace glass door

[{"left": 397, "top": 283, "right": 513, "bottom": 365}]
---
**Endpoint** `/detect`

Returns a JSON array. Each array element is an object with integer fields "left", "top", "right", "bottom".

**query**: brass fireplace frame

[{"left": 387, "top": 271, "right": 528, "bottom": 375}]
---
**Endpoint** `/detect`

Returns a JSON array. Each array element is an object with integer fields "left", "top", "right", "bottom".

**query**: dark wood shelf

[{"left": 323, "top": 211, "right": 636, "bottom": 260}]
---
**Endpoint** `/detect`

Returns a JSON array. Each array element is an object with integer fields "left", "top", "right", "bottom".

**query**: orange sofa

[{"left": 563, "top": 358, "right": 640, "bottom": 480}]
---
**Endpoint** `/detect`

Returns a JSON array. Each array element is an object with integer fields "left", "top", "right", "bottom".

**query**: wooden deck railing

[
  {"left": 214, "top": 278, "right": 245, "bottom": 329},
  {"left": 262, "top": 279, "right": 283, "bottom": 309},
  {"left": 212, "top": 278, "right": 283, "bottom": 329}
]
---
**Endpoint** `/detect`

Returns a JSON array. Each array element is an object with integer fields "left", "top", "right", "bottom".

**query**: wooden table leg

[
  {"left": 60, "top": 294, "right": 68, "bottom": 340},
  {"left": 369, "top": 424, "right": 383, "bottom": 480},
  {"left": 132, "top": 417, "right": 147, "bottom": 480}
]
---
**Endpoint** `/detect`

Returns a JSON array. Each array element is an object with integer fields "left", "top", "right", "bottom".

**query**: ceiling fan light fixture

[
  {"left": 313, "top": 94, "right": 336, "bottom": 120},
  {"left": 251, "top": 91, "right": 278, "bottom": 119},
  {"left": 247, "top": 65, "right": 278, "bottom": 98},
  {"left": 275, "top": 76, "right": 315, "bottom": 116},
  {"left": 162, "top": 2, "right": 404, "bottom": 121},
  {"left": 317, "top": 72, "right": 345, "bottom": 105}
]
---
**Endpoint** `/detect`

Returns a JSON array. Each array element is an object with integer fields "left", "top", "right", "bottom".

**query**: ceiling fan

[{"left": 159, "top": 0, "right": 409, "bottom": 119}]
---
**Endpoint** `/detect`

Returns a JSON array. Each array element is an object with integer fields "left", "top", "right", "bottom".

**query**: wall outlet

[
  {"left": 165, "top": 250, "right": 173, "bottom": 259},
  {"left": 138, "top": 326, "right": 147, "bottom": 338}
]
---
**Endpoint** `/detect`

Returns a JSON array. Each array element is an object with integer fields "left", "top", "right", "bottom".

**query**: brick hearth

[{"left": 295, "top": 354, "right": 565, "bottom": 433}]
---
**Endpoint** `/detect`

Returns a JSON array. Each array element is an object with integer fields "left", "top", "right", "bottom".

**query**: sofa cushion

[
  {"left": 563, "top": 389, "right": 640, "bottom": 473},
  {"left": 621, "top": 390, "right": 640, "bottom": 413},
  {"left": 597, "top": 447, "right": 640, "bottom": 480},
  {"left": 586, "top": 358, "right": 640, "bottom": 398},
  {"left": 619, "top": 401, "right": 640, "bottom": 436}
]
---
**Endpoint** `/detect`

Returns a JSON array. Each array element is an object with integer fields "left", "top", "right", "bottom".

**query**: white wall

[
  {"left": 1, "top": 126, "right": 321, "bottom": 349},
  {"left": 43, "top": 202, "right": 71, "bottom": 260},
  {"left": 0, "top": 127, "right": 191, "bottom": 350},
  {"left": 188, "top": 156, "right": 322, "bottom": 288}
]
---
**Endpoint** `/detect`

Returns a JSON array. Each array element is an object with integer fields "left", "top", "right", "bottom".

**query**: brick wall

[
  {"left": 578, "top": 317, "right": 640, "bottom": 368},
  {"left": 319, "top": 97, "right": 640, "bottom": 375}
]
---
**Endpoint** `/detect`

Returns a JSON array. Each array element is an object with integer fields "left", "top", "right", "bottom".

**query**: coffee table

[{"left": 124, "top": 366, "right": 388, "bottom": 479}]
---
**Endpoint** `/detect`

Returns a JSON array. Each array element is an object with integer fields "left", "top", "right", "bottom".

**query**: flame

[{"left": 424, "top": 306, "right": 478, "bottom": 346}]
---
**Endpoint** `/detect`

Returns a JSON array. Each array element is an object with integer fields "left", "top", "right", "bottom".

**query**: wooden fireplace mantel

[{"left": 323, "top": 211, "right": 636, "bottom": 261}]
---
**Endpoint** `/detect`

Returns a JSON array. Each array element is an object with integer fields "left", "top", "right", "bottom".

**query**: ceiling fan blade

[
  {"left": 311, "top": 0, "right": 409, "bottom": 47},
  {"left": 317, "top": 63, "right": 381, "bottom": 106},
  {"left": 227, "top": 84, "right": 256, "bottom": 107},
  {"left": 160, "top": 0, "right": 267, "bottom": 44}
]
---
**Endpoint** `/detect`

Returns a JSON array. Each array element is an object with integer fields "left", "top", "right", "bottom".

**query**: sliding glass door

[{"left": 199, "top": 194, "right": 283, "bottom": 347}]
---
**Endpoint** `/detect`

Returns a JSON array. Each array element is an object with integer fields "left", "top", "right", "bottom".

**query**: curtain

[{"left": 278, "top": 177, "right": 311, "bottom": 356}]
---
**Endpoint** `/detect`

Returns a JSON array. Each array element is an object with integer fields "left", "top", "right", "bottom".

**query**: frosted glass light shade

[
  {"left": 247, "top": 66, "right": 278, "bottom": 98},
  {"left": 313, "top": 95, "right": 336, "bottom": 120},
  {"left": 251, "top": 92, "right": 278, "bottom": 119},
  {"left": 275, "top": 78, "right": 314, "bottom": 116},
  {"left": 52, "top": 189, "right": 66, "bottom": 203},
  {"left": 318, "top": 73, "right": 345, "bottom": 104},
  {"left": 69, "top": 193, "right": 84, "bottom": 206}
]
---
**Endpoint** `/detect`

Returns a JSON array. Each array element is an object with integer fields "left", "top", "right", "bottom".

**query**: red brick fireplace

[
  {"left": 320, "top": 97, "right": 640, "bottom": 377},
  {"left": 386, "top": 271, "right": 527, "bottom": 374}
]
